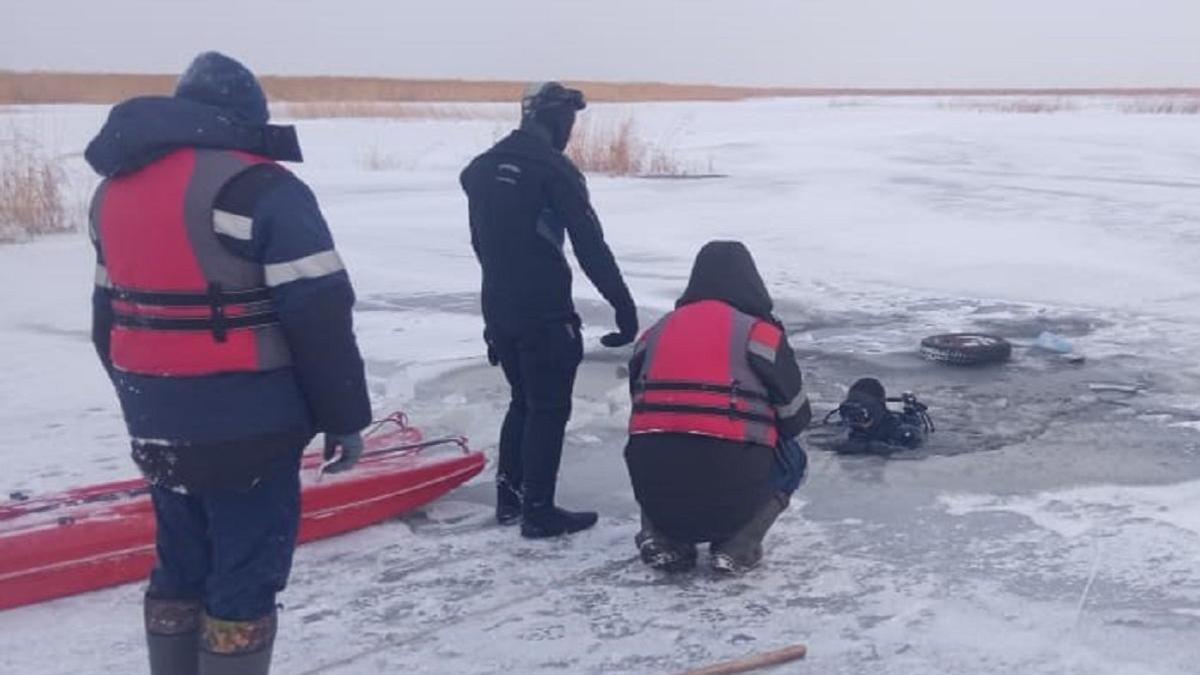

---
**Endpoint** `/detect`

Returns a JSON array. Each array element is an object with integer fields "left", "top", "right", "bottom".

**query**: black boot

[
  {"left": 495, "top": 475, "right": 522, "bottom": 526},
  {"left": 635, "top": 515, "right": 697, "bottom": 573},
  {"left": 199, "top": 611, "right": 276, "bottom": 675},
  {"left": 517, "top": 420, "right": 595, "bottom": 537},
  {"left": 637, "top": 535, "right": 698, "bottom": 573},
  {"left": 520, "top": 503, "right": 598, "bottom": 538},
  {"left": 146, "top": 597, "right": 202, "bottom": 675}
]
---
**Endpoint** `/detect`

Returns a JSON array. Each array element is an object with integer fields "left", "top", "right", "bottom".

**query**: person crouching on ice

[
  {"left": 624, "top": 241, "right": 811, "bottom": 574},
  {"left": 85, "top": 52, "right": 371, "bottom": 674}
]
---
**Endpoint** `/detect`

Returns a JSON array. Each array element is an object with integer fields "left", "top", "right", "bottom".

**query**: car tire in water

[{"left": 919, "top": 333, "right": 1012, "bottom": 366}]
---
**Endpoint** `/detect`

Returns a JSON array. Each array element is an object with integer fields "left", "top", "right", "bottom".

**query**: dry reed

[
  {"left": 566, "top": 117, "right": 704, "bottom": 177},
  {"left": 568, "top": 118, "right": 643, "bottom": 175},
  {"left": 940, "top": 97, "right": 1078, "bottom": 114},
  {"left": 273, "top": 101, "right": 510, "bottom": 120},
  {"left": 0, "top": 71, "right": 788, "bottom": 105},
  {"left": 358, "top": 146, "right": 407, "bottom": 171},
  {"left": 0, "top": 133, "right": 68, "bottom": 241},
  {"left": 10, "top": 70, "right": 1199, "bottom": 106},
  {"left": 1118, "top": 97, "right": 1200, "bottom": 114}
]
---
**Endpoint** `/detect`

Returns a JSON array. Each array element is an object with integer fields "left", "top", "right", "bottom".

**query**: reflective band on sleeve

[
  {"left": 776, "top": 393, "right": 810, "bottom": 418},
  {"left": 264, "top": 250, "right": 346, "bottom": 287},
  {"left": 95, "top": 264, "right": 111, "bottom": 288},
  {"left": 748, "top": 340, "right": 777, "bottom": 362},
  {"left": 213, "top": 209, "right": 254, "bottom": 241}
]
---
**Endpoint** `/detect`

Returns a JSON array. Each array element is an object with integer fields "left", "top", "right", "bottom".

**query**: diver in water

[{"left": 824, "top": 378, "right": 935, "bottom": 454}]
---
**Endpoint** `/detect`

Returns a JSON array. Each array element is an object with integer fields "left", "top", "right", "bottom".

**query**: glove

[
  {"left": 600, "top": 306, "right": 638, "bottom": 348},
  {"left": 322, "top": 432, "right": 365, "bottom": 474}
]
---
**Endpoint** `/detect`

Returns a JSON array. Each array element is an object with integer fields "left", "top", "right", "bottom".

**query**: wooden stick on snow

[{"left": 676, "top": 643, "right": 808, "bottom": 675}]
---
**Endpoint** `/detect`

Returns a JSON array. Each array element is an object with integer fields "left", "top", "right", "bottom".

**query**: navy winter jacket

[
  {"left": 86, "top": 96, "right": 371, "bottom": 479},
  {"left": 460, "top": 129, "right": 635, "bottom": 334}
]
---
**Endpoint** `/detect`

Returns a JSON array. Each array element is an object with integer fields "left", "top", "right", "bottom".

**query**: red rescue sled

[{"left": 0, "top": 412, "right": 485, "bottom": 611}]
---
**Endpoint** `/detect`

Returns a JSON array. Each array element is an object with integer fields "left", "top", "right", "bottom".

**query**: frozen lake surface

[{"left": 1, "top": 98, "right": 1199, "bottom": 673}]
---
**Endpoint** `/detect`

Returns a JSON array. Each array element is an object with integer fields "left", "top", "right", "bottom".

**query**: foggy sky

[{"left": 4, "top": 0, "right": 1199, "bottom": 87}]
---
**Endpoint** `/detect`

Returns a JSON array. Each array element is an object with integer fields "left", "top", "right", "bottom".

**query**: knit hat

[{"left": 175, "top": 52, "right": 269, "bottom": 125}]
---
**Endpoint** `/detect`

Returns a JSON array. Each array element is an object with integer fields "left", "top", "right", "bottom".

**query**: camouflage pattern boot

[
  {"left": 146, "top": 597, "right": 202, "bottom": 675},
  {"left": 198, "top": 611, "right": 277, "bottom": 675}
]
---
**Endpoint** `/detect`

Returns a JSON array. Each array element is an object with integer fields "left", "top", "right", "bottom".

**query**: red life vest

[
  {"left": 92, "top": 148, "right": 292, "bottom": 377},
  {"left": 629, "top": 300, "right": 784, "bottom": 447}
]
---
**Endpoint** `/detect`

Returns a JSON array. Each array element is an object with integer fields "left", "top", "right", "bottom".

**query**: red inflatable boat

[{"left": 0, "top": 412, "right": 485, "bottom": 611}]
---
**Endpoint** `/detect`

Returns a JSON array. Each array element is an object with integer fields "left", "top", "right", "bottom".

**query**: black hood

[
  {"left": 676, "top": 241, "right": 774, "bottom": 320},
  {"left": 520, "top": 108, "right": 576, "bottom": 152},
  {"left": 520, "top": 82, "right": 585, "bottom": 152},
  {"left": 84, "top": 96, "right": 302, "bottom": 178}
]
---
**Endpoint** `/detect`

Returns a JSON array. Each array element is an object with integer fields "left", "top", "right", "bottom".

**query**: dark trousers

[
  {"left": 489, "top": 317, "right": 583, "bottom": 510},
  {"left": 147, "top": 453, "right": 302, "bottom": 621},
  {"left": 633, "top": 437, "right": 802, "bottom": 568}
]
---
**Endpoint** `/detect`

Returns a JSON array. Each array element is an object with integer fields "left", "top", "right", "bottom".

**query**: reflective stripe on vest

[
  {"left": 93, "top": 148, "right": 292, "bottom": 377},
  {"left": 629, "top": 300, "right": 781, "bottom": 447}
]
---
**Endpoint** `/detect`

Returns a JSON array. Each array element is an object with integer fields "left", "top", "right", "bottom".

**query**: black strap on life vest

[
  {"left": 633, "top": 378, "right": 776, "bottom": 424},
  {"left": 108, "top": 283, "right": 277, "bottom": 343},
  {"left": 632, "top": 380, "right": 771, "bottom": 403},
  {"left": 631, "top": 402, "right": 776, "bottom": 425},
  {"left": 107, "top": 285, "right": 272, "bottom": 307},
  {"left": 110, "top": 311, "right": 279, "bottom": 331}
]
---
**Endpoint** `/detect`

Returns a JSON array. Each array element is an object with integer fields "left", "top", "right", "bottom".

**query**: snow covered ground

[{"left": 2, "top": 97, "right": 1200, "bottom": 674}]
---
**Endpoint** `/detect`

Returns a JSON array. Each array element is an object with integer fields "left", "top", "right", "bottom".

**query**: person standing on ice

[
  {"left": 624, "top": 241, "right": 811, "bottom": 574},
  {"left": 85, "top": 52, "right": 371, "bottom": 675},
  {"left": 460, "top": 82, "right": 639, "bottom": 538}
]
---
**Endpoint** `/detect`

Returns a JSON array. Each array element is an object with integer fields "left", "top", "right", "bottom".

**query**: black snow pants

[{"left": 489, "top": 316, "right": 584, "bottom": 510}]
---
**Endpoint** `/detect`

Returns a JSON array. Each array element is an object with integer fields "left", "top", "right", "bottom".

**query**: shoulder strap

[{"left": 184, "top": 150, "right": 276, "bottom": 290}]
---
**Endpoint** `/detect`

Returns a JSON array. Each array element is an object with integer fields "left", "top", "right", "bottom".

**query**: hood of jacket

[
  {"left": 84, "top": 96, "right": 302, "bottom": 178},
  {"left": 676, "top": 240, "right": 774, "bottom": 321}
]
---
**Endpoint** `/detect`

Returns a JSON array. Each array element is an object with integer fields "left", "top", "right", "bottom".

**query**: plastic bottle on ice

[{"left": 1035, "top": 331, "right": 1073, "bottom": 353}]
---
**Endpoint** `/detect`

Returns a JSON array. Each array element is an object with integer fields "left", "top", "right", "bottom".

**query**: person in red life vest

[
  {"left": 85, "top": 52, "right": 371, "bottom": 675},
  {"left": 624, "top": 241, "right": 812, "bottom": 575}
]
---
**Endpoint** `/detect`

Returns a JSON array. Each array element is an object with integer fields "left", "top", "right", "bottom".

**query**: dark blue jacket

[
  {"left": 460, "top": 130, "right": 635, "bottom": 335},
  {"left": 86, "top": 97, "right": 371, "bottom": 481}
]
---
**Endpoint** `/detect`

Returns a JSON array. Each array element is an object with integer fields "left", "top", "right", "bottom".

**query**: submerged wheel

[{"left": 920, "top": 333, "right": 1012, "bottom": 366}]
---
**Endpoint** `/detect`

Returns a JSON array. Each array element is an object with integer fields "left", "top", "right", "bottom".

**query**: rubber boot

[
  {"left": 518, "top": 444, "right": 595, "bottom": 538},
  {"left": 199, "top": 611, "right": 276, "bottom": 675},
  {"left": 710, "top": 493, "right": 789, "bottom": 575},
  {"left": 635, "top": 516, "right": 697, "bottom": 573},
  {"left": 520, "top": 501, "right": 598, "bottom": 538},
  {"left": 146, "top": 597, "right": 202, "bottom": 675},
  {"left": 495, "top": 474, "right": 522, "bottom": 526}
]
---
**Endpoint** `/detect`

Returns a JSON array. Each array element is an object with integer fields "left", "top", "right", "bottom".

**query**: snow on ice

[{"left": 2, "top": 97, "right": 1200, "bottom": 673}]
